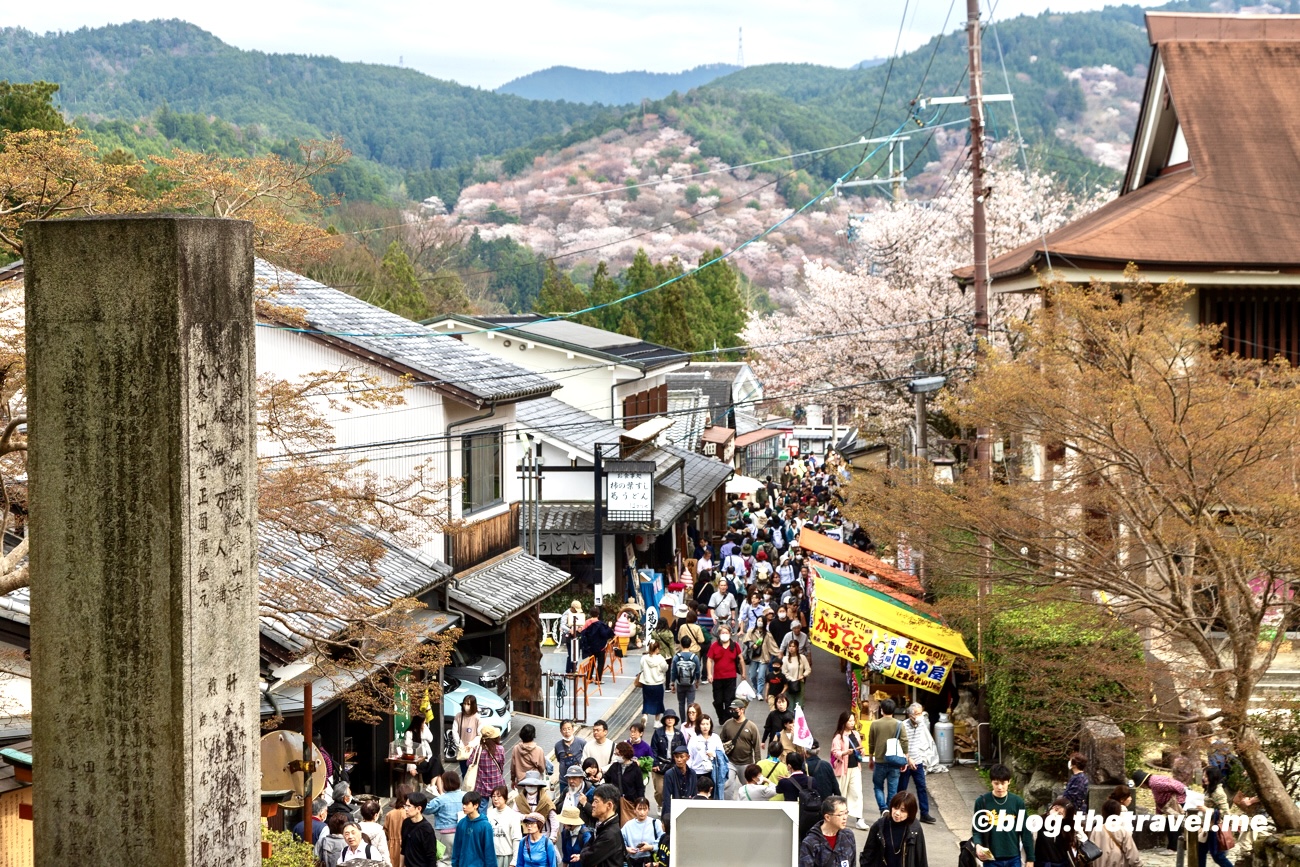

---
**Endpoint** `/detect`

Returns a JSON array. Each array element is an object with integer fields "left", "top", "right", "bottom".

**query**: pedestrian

[
  {"left": 605, "top": 741, "right": 645, "bottom": 824},
  {"left": 780, "top": 642, "right": 810, "bottom": 706},
  {"left": 1131, "top": 768, "right": 1187, "bottom": 857},
  {"left": 402, "top": 791, "right": 444, "bottom": 867},
  {"left": 581, "top": 719, "right": 615, "bottom": 773},
  {"left": 971, "top": 764, "right": 1035, "bottom": 867},
  {"left": 721, "top": 697, "right": 763, "bottom": 799},
  {"left": 626, "top": 722, "right": 653, "bottom": 763},
  {"left": 621, "top": 797, "right": 662, "bottom": 867},
  {"left": 1195, "top": 767, "right": 1234, "bottom": 867},
  {"left": 681, "top": 702, "right": 704, "bottom": 740},
  {"left": 799, "top": 795, "right": 858, "bottom": 867},
  {"left": 860, "top": 792, "right": 926, "bottom": 867},
  {"left": 735, "top": 763, "right": 778, "bottom": 801},
  {"left": 315, "top": 811, "right": 349, "bottom": 867},
  {"left": 579, "top": 609, "right": 615, "bottom": 684},
  {"left": 745, "top": 612, "right": 776, "bottom": 695},
  {"left": 473, "top": 726, "right": 507, "bottom": 799},
  {"left": 512, "top": 772, "right": 558, "bottom": 842},
  {"left": 1088, "top": 799, "right": 1142, "bottom": 867},
  {"left": 706, "top": 624, "right": 745, "bottom": 722},
  {"left": 553, "top": 720, "right": 586, "bottom": 790},
  {"left": 708, "top": 577, "right": 739, "bottom": 630},
  {"left": 867, "top": 700, "right": 908, "bottom": 813},
  {"left": 294, "top": 796, "right": 329, "bottom": 845},
  {"left": 559, "top": 600, "right": 584, "bottom": 648},
  {"left": 579, "top": 784, "right": 625, "bottom": 867},
  {"left": 899, "top": 704, "right": 938, "bottom": 825},
  {"left": 454, "top": 696, "right": 483, "bottom": 776},
  {"left": 806, "top": 741, "right": 842, "bottom": 799},
  {"left": 340, "top": 820, "right": 390, "bottom": 864},
  {"left": 511, "top": 725, "right": 548, "bottom": 790},
  {"left": 636, "top": 640, "right": 669, "bottom": 726},
  {"left": 669, "top": 637, "right": 702, "bottom": 722},
  {"left": 660, "top": 745, "right": 698, "bottom": 825},
  {"left": 557, "top": 766, "right": 593, "bottom": 827},
  {"left": 686, "top": 713, "right": 727, "bottom": 801},
  {"left": 452, "top": 791, "right": 496, "bottom": 867},
  {"left": 650, "top": 709, "right": 686, "bottom": 806},
  {"left": 486, "top": 786, "right": 523, "bottom": 867},
  {"left": 555, "top": 806, "right": 591, "bottom": 864},
  {"left": 406, "top": 715, "right": 439, "bottom": 785},
  {"left": 428, "top": 771, "right": 465, "bottom": 861},
  {"left": 384, "top": 787, "right": 410, "bottom": 866},
  {"left": 1035, "top": 798, "right": 1080, "bottom": 867},
  {"left": 764, "top": 693, "right": 795, "bottom": 743},
  {"left": 1064, "top": 753, "right": 1090, "bottom": 814},
  {"left": 758, "top": 740, "right": 792, "bottom": 785},
  {"left": 329, "top": 782, "right": 362, "bottom": 824},
  {"left": 832, "top": 710, "right": 869, "bottom": 830},
  {"left": 517, "top": 813, "right": 560, "bottom": 867},
  {"left": 359, "top": 799, "right": 391, "bottom": 863}
]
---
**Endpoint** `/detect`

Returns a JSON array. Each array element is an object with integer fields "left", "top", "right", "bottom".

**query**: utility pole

[{"left": 967, "top": 0, "right": 991, "bottom": 488}]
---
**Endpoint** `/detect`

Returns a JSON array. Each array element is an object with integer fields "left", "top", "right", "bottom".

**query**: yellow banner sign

[{"left": 810, "top": 599, "right": 955, "bottom": 693}]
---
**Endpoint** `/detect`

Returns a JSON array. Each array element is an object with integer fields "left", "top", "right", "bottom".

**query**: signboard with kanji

[
  {"left": 605, "top": 461, "right": 654, "bottom": 522},
  {"left": 810, "top": 598, "right": 955, "bottom": 693}
]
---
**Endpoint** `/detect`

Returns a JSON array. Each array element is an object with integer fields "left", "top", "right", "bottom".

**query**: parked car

[
  {"left": 445, "top": 648, "right": 508, "bottom": 694},
  {"left": 442, "top": 675, "right": 512, "bottom": 760}
]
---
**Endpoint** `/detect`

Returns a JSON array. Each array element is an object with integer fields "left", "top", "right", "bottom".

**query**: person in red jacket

[{"left": 706, "top": 625, "right": 744, "bottom": 723}]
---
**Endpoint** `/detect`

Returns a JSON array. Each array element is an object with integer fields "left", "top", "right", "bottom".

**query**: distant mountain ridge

[{"left": 495, "top": 63, "right": 741, "bottom": 105}]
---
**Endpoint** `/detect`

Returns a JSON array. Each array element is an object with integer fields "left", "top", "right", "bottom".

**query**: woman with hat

[
  {"left": 650, "top": 709, "right": 686, "bottom": 806},
  {"left": 517, "top": 811, "right": 560, "bottom": 867},
  {"left": 472, "top": 725, "right": 507, "bottom": 798},
  {"left": 555, "top": 805, "right": 591, "bottom": 863},
  {"left": 512, "top": 771, "right": 558, "bottom": 841}
]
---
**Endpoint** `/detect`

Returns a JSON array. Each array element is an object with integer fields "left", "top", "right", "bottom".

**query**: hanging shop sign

[
  {"left": 604, "top": 460, "right": 655, "bottom": 522},
  {"left": 809, "top": 598, "right": 956, "bottom": 693}
]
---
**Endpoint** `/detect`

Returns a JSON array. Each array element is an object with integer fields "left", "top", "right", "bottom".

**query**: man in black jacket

[
  {"left": 805, "top": 742, "right": 843, "bottom": 799},
  {"left": 659, "top": 745, "right": 697, "bottom": 826},
  {"left": 579, "top": 610, "right": 615, "bottom": 684},
  {"left": 580, "top": 784, "right": 625, "bottom": 867}
]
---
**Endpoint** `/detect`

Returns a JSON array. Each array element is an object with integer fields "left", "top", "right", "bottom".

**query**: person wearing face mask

[
  {"left": 706, "top": 624, "right": 745, "bottom": 723},
  {"left": 899, "top": 704, "right": 939, "bottom": 825},
  {"left": 770, "top": 605, "right": 794, "bottom": 647}
]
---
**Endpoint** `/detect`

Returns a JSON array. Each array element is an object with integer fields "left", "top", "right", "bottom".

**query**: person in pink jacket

[{"left": 831, "top": 710, "right": 867, "bottom": 829}]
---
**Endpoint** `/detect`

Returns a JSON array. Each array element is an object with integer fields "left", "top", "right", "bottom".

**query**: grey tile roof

[
  {"left": 0, "top": 587, "right": 28, "bottom": 626},
  {"left": 449, "top": 549, "right": 572, "bottom": 624},
  {"left": 255, "top": 261, "right": 558, "bottom": 403},
  {"left": 661, "top": 445, "right": 733, "bottom": 505},
  {"left": 666, "top": 375, "right": 734, "bottom": 419},
  {"left": 516, "top": 397, "right": 623, "bottom": 458},
  {"left": 257, "top": 518, "right": 453, "bottom": 655},
  {"left": 457, "top": 314, "right": 689, "bottom": 370}
]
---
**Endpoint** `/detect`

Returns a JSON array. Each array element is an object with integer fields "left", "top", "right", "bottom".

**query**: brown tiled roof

[{"left": 964, "top": 22, "right": 1300, "bottom": 283}]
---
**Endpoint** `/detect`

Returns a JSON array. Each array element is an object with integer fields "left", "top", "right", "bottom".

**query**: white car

[{"left": 441, "top": 675, "right": 512, "bottom": 759}]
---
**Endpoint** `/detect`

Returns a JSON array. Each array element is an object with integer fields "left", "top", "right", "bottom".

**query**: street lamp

[{"left": 907, "top": 375, "right": 946, "bottom": 463}]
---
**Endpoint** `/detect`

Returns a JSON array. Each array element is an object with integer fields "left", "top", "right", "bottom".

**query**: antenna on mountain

[{"left": 737, "top": 27, "right": 745, "bottom": 67}]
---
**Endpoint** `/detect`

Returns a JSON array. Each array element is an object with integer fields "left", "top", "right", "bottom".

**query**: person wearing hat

[
  {"left": 659, "top": 745, "right": 697, "bottom": 826},
  {"left": 555, "top": 805, "right": 591, "bottom": 863},
  {"left": 472, "top": 725, "right": 507, "bottom": 799},
  {"left": 558, "top": 765, "right": 594, "bottom": 828},
  {"left": 1131, "top": 769, "right": 1187, "bottom": 857},
  {"left": 650, "top": 709, "right": 687, "bottom": 806},
  {"left": 516, "top": 812, "right": 560, "bottom": 867},
  {"left": 511, "top": 771, "right": 558, "bottom": 842}
]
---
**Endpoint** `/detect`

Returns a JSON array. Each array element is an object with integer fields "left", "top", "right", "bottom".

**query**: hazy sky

[{"left": 7, "top": 1, "right": 1160, "bottom": 89}]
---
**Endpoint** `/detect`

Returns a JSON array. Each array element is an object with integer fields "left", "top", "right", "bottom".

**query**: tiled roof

[
  {"left": 0, "top": 587, "right": 28, "bottom": 626},
  {"left": 449, "top": 314, "right": 689, "bottom": 370},
  {"left": 964, "top": 27, "right": 1300, "bottom": 282},
  {"left": 661, "top": 445, "right": 733, "bottom": 505},
  {"left": 449, "top": 548, "right": 572, "bottom": 624},
  {"left": 0, "top": 739, "right": 30, "bottom": 795},
  {"left": 255, "top": 261, "right": 557, "bottom": 403},
  {"left": 524, "top": 483, "right": 699, "bottom": 536},
  {"left": 516, "top": 397, "right": 622, "bottom": 458},
  {"left": 257, "top": 518, "right": 453, "bottom": 655}
]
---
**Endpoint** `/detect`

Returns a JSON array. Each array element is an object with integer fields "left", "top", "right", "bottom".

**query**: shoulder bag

[{"left": 884, "top": 721, "right": 909, "bottom": 768}]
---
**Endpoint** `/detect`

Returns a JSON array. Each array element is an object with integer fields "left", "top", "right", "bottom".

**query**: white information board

[{"left": 670, "top": 799, "right": 799, "bottom": 866}]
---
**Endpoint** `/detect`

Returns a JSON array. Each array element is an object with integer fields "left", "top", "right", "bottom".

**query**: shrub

[
  {"left": 986, "top": 597, "right": 1150, "bottom": 768},
  {"left": 684, "top": 184, "right": 703, "bottom": 205},
  {"left": 262, "top": 821, "right": 316, "bottom": 867}
]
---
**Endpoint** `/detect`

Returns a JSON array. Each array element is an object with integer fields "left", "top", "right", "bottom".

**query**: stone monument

[{"left": 25, "top": 216, "right": 259, "bottom": 866}]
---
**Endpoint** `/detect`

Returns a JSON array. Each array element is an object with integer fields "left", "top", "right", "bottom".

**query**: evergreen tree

[
  {"left": 0, "top": 80, "right": 66, "bottom": 134},
  {"left": 692, "top": 248, "right": 747, "bottom": 354},
  {"left": 534, "top": 262, "right": 587, "bottom": 315}
]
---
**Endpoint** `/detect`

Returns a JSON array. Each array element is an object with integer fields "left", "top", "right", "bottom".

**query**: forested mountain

[
  {"left": 0, "top": 20, "right": 615, "bottom": 172},
  {"left": 496, "top": 63, "right": 740, "bottom": 105}
]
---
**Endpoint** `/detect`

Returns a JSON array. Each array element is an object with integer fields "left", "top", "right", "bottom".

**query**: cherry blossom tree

[{"left": 744, "top": 155, "right": 1110, "bottom": 434}]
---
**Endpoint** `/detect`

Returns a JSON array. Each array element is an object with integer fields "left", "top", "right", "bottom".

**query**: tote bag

[{"left": 884, "top": 721, "right": 909, "bottom": 768}]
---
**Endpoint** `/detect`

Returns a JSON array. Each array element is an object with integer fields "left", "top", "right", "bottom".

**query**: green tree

[
  {"left": 691, "top": 248, "right": 746, "bottom": 353},
  {"left": 534, "top": 262, "right": 588, "bottom": 315},
  {"left": 0, "top": 80, "right": 66, "bottom": 134}
]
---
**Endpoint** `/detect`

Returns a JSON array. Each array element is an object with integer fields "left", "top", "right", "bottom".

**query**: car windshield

[
  {"left": 453, "top": 650, "right": 484, "bottom": 666},
  {"left": 442, "top": 676, "right": 462, "bottom": 692}
]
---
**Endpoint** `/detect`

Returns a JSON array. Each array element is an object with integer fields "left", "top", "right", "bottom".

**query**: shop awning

[
  {"left": 798, "top": 528, "right": 923, "bottom": 597},
  {"left": 734, "top": 428, "right": 782, "bottom": 448},
  {"left": 449, "top": 548, "right": 573, "bottom": 625},
  {"left": 809, "top": 561, "right": 972, "bottom": 694},
  {"left": 725, "top": 475, "right": 765, "bottom": 496}
]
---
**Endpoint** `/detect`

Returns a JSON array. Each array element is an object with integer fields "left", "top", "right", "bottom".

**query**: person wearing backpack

[
  {"left": 799, "top": 796, "right": 858, "bottom": 867},
  {"left": 777, "top": 753, "right": 825, "bottom": 842},
  {"left": 668, "top": 636, "right": 702, "bottom": 723},
  {"left": 866, "top": 700, "right": 909, "bottom": 814}
]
